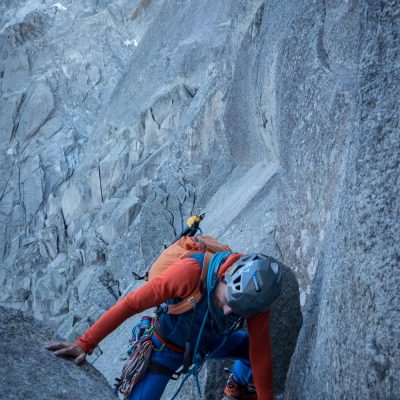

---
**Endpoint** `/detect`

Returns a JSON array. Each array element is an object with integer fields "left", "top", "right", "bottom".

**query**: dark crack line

[
  {"left": 59, "top": 206, "right": 68, "bottom": 239},
  {"left": 27, "top": 191, "right": 45, "bottom": 229},
  {"left": 0, "top": 168, "right": 14, "bottom": 202},
  {"left": 149, "top": 107, "right": 161, "bottom": 129},
  {"left": 250, "top": 2, "right": 265, "bottom": 41},
  {"left": 25, "top": 108, "right": 54, "bottom": 142},
  {"left": 40, "top": 154, "right": 51, "bottom": 208},
  {"left": 183, "top": 84, "right": 197, "bottom": 98},
  {"left": 17, "top": 165, "right": 27, "bottom": 229},
  {"left": 317, "top": 0, "right": 331, "bottom": 71},
  {"left": 10, "top": 93, "right": 26, "bottom": 142},
  {"left": 52, "top": 166, "right": 74, "bottom": 196},
  {"left": 190, "top": 191, "right": 197, "bottom": 217},
  {"left": 165, "top": 194, "right": 177, "bottom": 237},
  {"left": 26, "top": 49, "right": 32, "bottom": 75},
  {"left": 98, "top": 165, "right": 104, "bottom": 202},
  {"left": 2, "top": 223, "right": 9, "bottom": 260},
  {"left": 56, "top": 224, "right": 61, "bottom": 254},
  {"left": 178, "top": 197, "right": 185, "bottom": 233},
  {"left": 26, "top": 158, "right": 46, "bottom": 228}
]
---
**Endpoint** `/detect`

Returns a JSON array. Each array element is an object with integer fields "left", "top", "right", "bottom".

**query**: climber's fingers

[
  {"left": 45, "top": 341, "right": 86, "bottom": 363},
  {"left": 44, "top": 341, "right": 70, "bottom": 351}
]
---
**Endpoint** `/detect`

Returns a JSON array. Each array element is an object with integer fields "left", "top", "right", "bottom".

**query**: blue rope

[
  {"left": 169, "top": 372, "right": 191, "bottom": 400},
  {"left": 193, "top": 309, "right": 209, "bottom": 363},
  {"left": 207, "top": 252, "right": 233, "bottom": 335},
  {"left": 189, "top": 251, "right": 232, "bottom": 366},
  {"left": 206, "top": 252, "right": 232, "bottom": 291}
]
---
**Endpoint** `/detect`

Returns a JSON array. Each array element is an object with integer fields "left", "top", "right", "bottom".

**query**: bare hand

[{"left": 45, "top": 341, "right": 86, "bottom": 365}]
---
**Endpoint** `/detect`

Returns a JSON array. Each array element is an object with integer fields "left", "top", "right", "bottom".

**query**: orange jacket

[{"left": 76, "top": 257, "right": 274, "bottom": 400}]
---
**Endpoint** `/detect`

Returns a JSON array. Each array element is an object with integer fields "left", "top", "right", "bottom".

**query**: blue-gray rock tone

[
  {"left": 276, "top": 1, "right": 400, "bottom": 399},
  {"left": 0, "top": 0, "right": 398, "bottom": 399},
  {"left": 0, "top": 306, "right": 116, "bottom": 400}
]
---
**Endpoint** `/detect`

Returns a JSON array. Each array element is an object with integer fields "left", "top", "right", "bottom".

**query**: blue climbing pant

[{"left": 128, "top": 330, "right": 252, "bottom": 400}]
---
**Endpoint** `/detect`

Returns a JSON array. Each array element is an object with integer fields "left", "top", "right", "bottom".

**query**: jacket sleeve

[
  {"left": 75, "top": 258, "right": 202, "bottom": 354},
  {"left": 247, "top": 310, "right": 274, "bottom": 400}
]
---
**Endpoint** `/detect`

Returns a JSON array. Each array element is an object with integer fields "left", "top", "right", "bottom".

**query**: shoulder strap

[{"left": 165, "top": 250, "right": 213, "bottom": 315}]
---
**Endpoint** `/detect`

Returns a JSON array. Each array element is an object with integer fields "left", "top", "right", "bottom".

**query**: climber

[{"left": 45, "top": 250, "right": 282, "bottom": 400}]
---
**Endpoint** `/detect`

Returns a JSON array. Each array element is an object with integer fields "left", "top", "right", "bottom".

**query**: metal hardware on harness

[{"left": 114, "top": 316, "right": 155, "bottom": 398}]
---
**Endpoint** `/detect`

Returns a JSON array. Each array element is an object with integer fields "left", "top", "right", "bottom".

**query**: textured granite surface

[{"left": 0, "top": 0, "right": 398, "bottom": 398}]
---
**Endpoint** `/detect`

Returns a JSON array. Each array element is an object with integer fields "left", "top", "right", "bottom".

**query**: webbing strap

[{"left": 166, "top": 250, "right": 212, "bottom": 315}]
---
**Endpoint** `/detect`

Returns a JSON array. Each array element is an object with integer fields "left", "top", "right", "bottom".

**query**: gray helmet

[{"left": 225, "top": 253, "right": 282, "bottom": 317}]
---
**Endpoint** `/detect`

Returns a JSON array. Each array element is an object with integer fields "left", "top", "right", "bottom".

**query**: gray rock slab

[
  {"left": 203, "top": 161, "right": 278, "bottom": 239},
  {"left": 1, "top": 49, "right": 30, "bottom": 93},
  {"left": 74, "top": 266, "right": 118, "bottom": 311},
  {"left": 95, "top": 194, "right": 140, "bottom": 245},
  {"left": 0, "top": 94, "right": 24, "bottom": 146},
  {"left": 61, "top": 183, "right": 86, "bottom": 226},
  {"left": 16, "top": 79, "right": 54, "bottom": 142},
  {"left": 0, "top": 306, "right": 116, "bottom": 400}
]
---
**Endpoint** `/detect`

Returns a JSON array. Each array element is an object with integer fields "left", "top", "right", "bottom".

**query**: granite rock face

[
  {"left": 277, "top": 1, "right": 400, "bottom": 398},
  {"left": 0, "top": 0, "right": 398, "bottom": 399},
  {"left": 0, "top": 306, "right": 116, "bottom": 400}
]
